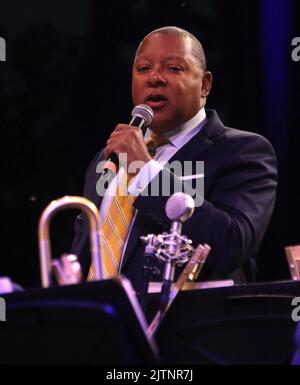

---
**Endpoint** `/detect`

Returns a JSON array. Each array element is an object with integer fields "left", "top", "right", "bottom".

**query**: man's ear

[{"left": 201, "top": 71, "right": 213, "bottom": 98}]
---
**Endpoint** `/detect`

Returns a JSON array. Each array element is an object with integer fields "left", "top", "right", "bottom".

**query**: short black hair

[{"left": 136, "top": 26, "right": 207, "bottom": 71}]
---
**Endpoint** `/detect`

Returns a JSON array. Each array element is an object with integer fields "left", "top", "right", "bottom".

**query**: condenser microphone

[
  {"left": 165, "top": 192, "right": 195, "bottom": 224},
  {"left": 103, "top": 104, "right": 154, "bottom": 175},
  {"left": 160, "top": 193, "right": 195, "bottom": 313}
]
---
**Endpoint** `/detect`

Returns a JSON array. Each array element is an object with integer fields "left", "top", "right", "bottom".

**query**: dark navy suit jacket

[{"left": 71, "top": 110, "right": 278, "bottom": 293}]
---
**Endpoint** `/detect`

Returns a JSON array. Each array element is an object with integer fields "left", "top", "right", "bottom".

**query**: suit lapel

[{"left": 168, "top": 109, "right": 225, "bottom": 163}]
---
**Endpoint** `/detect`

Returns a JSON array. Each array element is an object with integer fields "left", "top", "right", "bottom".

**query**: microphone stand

[
  {"left": 147, "top": 244, "right": 211, "bottom": 339},
  {"left": 160, "top": 220, "right": 182, "bottom": 314},
  {"left": 140, "top": 235, "right": 160, "bottom": 313}
]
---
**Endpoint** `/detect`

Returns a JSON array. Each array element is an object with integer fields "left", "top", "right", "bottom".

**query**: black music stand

[
  {"left": 148, "top": 281, "right": 300, "bottom": 365},
  {"left": 0, "top": 276, "right": 159, "bottom": 364}
]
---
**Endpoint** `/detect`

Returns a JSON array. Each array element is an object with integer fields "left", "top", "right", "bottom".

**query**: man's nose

[{"left": 147, "top": 70, "right": 166, "bottom": 87}]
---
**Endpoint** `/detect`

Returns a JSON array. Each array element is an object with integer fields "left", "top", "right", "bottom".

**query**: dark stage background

[{"left": 0, "top": 0, "right": 299, "bottom": 288}]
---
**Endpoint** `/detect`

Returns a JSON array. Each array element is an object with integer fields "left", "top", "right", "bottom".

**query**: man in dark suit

[{"left": 71, "top": 26, "right": 277, "bottom": 293}]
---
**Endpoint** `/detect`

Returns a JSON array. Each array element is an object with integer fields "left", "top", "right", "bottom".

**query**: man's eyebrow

[
  {"left": 134, "top": 55, "right": 152, "bottom": 63},
  {"left": 135, "top": 54, "right": 187, "bottom": 63},
  {"left": 164, "top": 55, "right": 186, "bottom": 62}
]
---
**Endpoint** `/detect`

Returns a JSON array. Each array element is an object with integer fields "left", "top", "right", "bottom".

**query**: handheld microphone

[{"left": 103, "top": 104, "right": 154, "bottom": 175}]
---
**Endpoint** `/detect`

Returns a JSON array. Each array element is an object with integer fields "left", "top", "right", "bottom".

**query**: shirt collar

[{"left": 145, "top": 108, "right": 207, "bottom": 149}]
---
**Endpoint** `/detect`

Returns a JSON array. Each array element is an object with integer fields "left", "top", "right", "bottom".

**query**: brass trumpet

[{"left": 38, "top": 196, "right": 103, "bottom": 287}]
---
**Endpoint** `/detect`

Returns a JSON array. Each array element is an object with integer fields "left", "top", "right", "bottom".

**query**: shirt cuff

[{"left": 128, "top": 159, "right": 163, "bottom": 196}]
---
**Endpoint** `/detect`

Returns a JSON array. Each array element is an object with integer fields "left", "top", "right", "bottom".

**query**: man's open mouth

[{"left": 145, "top": 94, "right": 168, "bottom": 109}]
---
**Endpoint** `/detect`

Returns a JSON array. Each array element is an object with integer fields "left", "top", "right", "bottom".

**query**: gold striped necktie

[
  {"left": 88, "top": 133, "right": 168, "bottom": 280},
  {"left": 146, "top": 132, "right": 168, "bottom": 157}
]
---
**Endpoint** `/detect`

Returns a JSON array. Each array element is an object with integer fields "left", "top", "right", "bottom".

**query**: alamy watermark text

[
  {"left": 0, "top": 297, "right": 6, "bottom": 321},
  {"left": 292, "top": 37, "right": 300, "bottom": 62},
  {"left": 0, "top": 37, "right": 6, "bottom": 62}
]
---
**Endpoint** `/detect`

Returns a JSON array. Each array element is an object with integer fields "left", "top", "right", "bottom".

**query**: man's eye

[
  {"left": 137, "top": 66, "right": 150, "bottom": 73},
  {"left": 168, "top": 66, "right": 183, "bottom": 72}
]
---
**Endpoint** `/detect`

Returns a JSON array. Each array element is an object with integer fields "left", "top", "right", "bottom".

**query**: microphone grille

[
  {"left": 132, "top": 104, "right": 154, "bottom": 127},
  {"left": 165, "top": 193, "right": 195, "bottom": 223}
]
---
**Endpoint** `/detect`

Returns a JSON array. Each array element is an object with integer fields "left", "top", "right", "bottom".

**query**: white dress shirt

[
  {"left": 99, "top": 108, "right": 207, "bottom": 268},
  {"left": 129, "top": 107, "right": 207, "bottom": 196}
]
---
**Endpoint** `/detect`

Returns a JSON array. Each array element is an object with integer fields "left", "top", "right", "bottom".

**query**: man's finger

[{"left": 113, "top": 124, "right": 132, "bottom": 132}]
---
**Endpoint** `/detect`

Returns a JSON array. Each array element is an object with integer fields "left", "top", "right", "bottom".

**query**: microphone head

[
  {"left": 165, "top": 193, "right": 195, "bottom": 223},
  {"left": 131, "top": 104, "right": 153, "bottom": 127}
]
